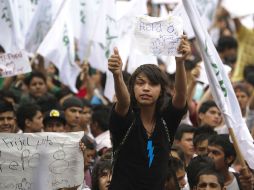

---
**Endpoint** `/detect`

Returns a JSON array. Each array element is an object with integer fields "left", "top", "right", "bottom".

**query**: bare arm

[
  {"left": 173, "top": 35, "right": 191, "bottom": 109},
  {"left": 108, "top": 48, "right": 130, "bottom": 116},
  {"left": 187, "top": 64, "right": 201, "bottom": 114}
]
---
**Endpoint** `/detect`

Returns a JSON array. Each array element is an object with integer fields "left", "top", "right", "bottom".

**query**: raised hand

[
  {"left": 108, "top": 47, "right": 123, "bottom": 76},
  {"left": 176, "top": 35, "right": 191, "bottom": 63}
]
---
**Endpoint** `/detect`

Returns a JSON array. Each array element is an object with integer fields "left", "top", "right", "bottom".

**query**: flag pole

[{"left": 228, "top": 127, "right": 249, "bottom": 175}]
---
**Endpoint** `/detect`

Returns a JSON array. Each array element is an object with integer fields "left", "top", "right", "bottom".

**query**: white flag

[
  {"left": 0, "top": 0, "right": 24, "bottom": 52},
  {"left": 221, "top": 0, "right": 254, "bottom": 18},
  {"left": 173, "top": 0, "right": 218, "bottom": 39},
  {"left": 183, "top": 0, "right": 254, "bottom": 169},
  {"left": 104, "top": 0, "right": 147, "bottom": 101},
  {"left": 37, "top": 0, "right": 81, "bottom": 93},
  {"left": 14, "top": 0, "right": 33, "bottom": 40},
  {"left": 74, "top": 0, "right": 99, "bottom": 62},
  {"left": 86, "top": 0, "right": 118, "bottom": 72},
  {"left": 116, "top": 0, "right": 147, "bottom": 68},
  {"left": 25, "top": 0, "right": 66, "bottom": 53}
]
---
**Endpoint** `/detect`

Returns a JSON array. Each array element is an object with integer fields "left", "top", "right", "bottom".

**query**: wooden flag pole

[{"left": 228, "top": 127, "right": 249, "bottom": 176}]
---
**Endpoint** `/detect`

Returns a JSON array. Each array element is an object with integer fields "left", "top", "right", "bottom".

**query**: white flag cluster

[
  {"left": 37, "top": 0, "right": 80, "bottom": 93},
  {"left": 25, "top": 0, "right": 66, "bottom": 53},
  {"left": 183, "top": 0, "right": 254, "bottom": 169}
]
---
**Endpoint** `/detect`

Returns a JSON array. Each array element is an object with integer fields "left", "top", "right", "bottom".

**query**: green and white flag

[
  {"left": 86, "top": 0, "right": 118, "bottom": 72},
  {"left": 37, "top": 0, "right": 81, "bottom": 93},
  {"left": 0, "top": 0, "right": 24, "bottom": 52},
  {"left": 183, "top": 0, "right": 254, "bottom": 169},
  {"left": 104, "top": 0, "right": 147, "bottom": 101},
  {"left": 25, "top": 0, "right": 66, "bottom": 53},
  {"left": 73, "top": 0, "right": 102, "bottom": 62}
]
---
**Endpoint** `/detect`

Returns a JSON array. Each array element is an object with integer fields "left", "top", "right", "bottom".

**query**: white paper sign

[
  {"left": 0, "top": 50, "right": 32, "bottom": 78},
  {"left": 0, "top": 132, "right": 84, "bottom": 190},
  {"left": 134, "top": 15, "right": 183, "bottom": 56}
]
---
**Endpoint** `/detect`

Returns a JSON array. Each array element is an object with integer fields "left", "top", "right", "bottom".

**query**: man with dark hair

[
  {"left": 21, "top": 71, "right": 49, "bottom": 103},
  {"left": 62, "top": 97, "right": 83, "bottom": 132},
  {"left": 208, "top": 134, "right": 243, "bottom": 189},
  {"left": 80, "top": 99, "right": 92, "bottom": 135},
  {"left": 43, "top": 109, "right": 66, "bottom": 132},
  {"left": 0, "top": 99, "right": 16, "bottom": 133},
  {"left": 91, "top": 158, "right": 112, "bottom": 190},
  {"left": 175, "top": 124, "right": 196, "bottom": 166},
  {"left": 187, "top": 156, "right": 215, "bottom": 190},
  {"left": 198, "top": 100, "right": 222, "bottom": 129},
  {"left": 195, "top": 168, "right": 225, "bottom": 190},
  {"left": 233, "top": 82, "right": 250, "bottom": 118},
  {"left": 217, "top": 36, "right": 238, "bottom": 67},
  {"left": 16, "top": 103, "right": 43, "bottom": 133},
  {"left": 165, "top": 157, "right": 187, "bottom": 190},
  {"left": 81, "top": 134, "right": 97, "bottom": 189},
  {"left": 90, "top": 105, "right": 112, "bottom": 155},
  {"left": 193, "top": 125, "right": 217, "bottom": 156}
]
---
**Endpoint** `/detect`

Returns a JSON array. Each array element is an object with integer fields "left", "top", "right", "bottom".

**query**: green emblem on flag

[
  {"left": 1, "top": 5, "right": 12, "bottom": 28},
  {"left": 205, "top": 40, "right": 228, "bottom": 97},
  {"left": 63, "top": 24, "right": 74, "bottom": 66},
  {"left": 80, "top": 2, "right": 86, "bottom": 24},
  {"left": 98, "top": 15, "right": 118, "bottom": 58}
]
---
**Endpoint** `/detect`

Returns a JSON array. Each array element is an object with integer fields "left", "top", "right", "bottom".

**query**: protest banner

[
  {"left": 0, "top": 132, "right": 84, "bottom": 190},
  {"left": 134, "top": 15, "right": 183, "bottom": 56},
  {"left": 0, "top": 50, "right": 31, "bottom": 78}
]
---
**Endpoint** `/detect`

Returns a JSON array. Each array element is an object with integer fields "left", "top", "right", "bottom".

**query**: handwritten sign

[
  {"left": 0, "top": 50, "right": 32, "bottom": 78},
  {"left": 134, "top": 15, "right": 183, "bottom": 56},
  {"left": 0, "top": 132, "right": 84, "bottom": 190}
]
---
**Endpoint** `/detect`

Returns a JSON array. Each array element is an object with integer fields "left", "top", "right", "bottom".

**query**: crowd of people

[{"left": 1, "top": 0, "right": 254, "bottom": 190}]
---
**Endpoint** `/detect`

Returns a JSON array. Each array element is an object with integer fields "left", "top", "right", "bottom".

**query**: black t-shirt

[{"left": 109, "top": 100, "right": 187, "bottom": 190}]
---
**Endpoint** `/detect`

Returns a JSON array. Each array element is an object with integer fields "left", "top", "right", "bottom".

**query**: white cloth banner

[
  {"left": 25, "top": 0, "right": 66, "bottom": 53},
  {"left": 0, "top": 132, "right": 84, "bottom": 190},
  {"left": 134, "top": 15, "right": 183, "bottom": 56},
  {"left": 0, "top": 50, "right": 31, "bottom": 78},
  {"left": 183, "top": 0, "right": 254, "bottom": 169},
  {"left": 37, "top": 0, "right": 81, "bottom": 93},
  {"left": 0, "top": 0, "right": 24, "bottom": 52}
]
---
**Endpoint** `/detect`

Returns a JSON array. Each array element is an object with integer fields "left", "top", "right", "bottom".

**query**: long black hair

[{"left": 128, "top": 64, "right": 171, "bottom": 114}]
